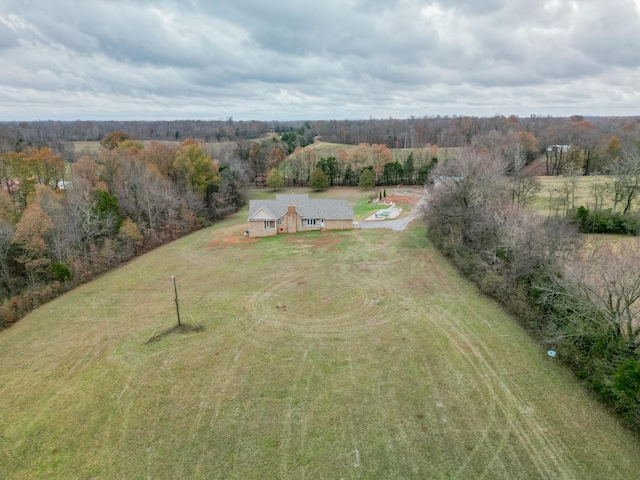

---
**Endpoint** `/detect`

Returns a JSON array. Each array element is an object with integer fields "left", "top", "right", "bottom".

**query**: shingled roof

[{"left": 248, "top": 194, "right": 354, "bottom": 220}]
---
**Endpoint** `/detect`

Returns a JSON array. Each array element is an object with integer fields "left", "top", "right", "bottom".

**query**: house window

[
  {"left": 264, "top": 220, "right": 274, "bottom": 229},
  {"left": 303, "top": 219, "right": 317, "bottom": 227},
  {"left": 277, "top": 219, "right": 282, "bottom": 225}
]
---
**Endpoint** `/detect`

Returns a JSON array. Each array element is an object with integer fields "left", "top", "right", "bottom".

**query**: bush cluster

[{"left": 572, "top": 206, "right": 640, "bottom": 235}]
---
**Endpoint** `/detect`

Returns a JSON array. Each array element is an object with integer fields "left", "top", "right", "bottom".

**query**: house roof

[{"left": 248, "top": 194, "right": 354, "bottom": 221}]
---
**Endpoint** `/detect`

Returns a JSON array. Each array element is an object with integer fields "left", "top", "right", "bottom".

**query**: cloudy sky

[{"left": 1, "top": 0, "right": 640, "bottom": 121}]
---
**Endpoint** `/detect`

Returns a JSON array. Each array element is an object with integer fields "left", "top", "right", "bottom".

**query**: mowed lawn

[{"left": 1, "top": 201, "right": 639, "bottom": 478}]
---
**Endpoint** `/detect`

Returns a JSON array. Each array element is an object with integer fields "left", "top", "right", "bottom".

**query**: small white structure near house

[{"left": 547, "top": 145, "right": 571, "bottom": 153}]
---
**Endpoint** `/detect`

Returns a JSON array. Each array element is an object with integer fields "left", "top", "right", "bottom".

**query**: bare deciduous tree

[
  {"left": 564, "top": 242, "right": 640, "bottom": 349},
  {"left": 511, "top": 143, "right": 541, "bottom": 207},
  {"left": 608, "top": 152, "right": 640, "bottom": 214}
]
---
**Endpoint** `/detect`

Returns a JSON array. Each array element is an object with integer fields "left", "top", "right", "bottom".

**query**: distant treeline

[
  {"left": 0, "top": 119, "right": 271, "bottom": 145},
  {"left": 2, "top": 115, "right": 640, "bottom": 153},
  {"left": 3, "top": 115, "right": 640, "bottom": 191}
]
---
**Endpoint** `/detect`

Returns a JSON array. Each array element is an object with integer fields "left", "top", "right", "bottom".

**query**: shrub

[
  {"left": 614, "top": 358, "right": 640, "bottom": 401},
  {"left": 613, "top": 357, "right": 640, "bottom": 424},
  {"left": 572, "top": 206, "right": 640, "bottom": 235},
  {"left": 49, "top": 262, "right": 72, "bottom": 282}
]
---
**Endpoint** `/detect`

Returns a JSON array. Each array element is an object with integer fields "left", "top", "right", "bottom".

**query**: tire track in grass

[
  {"left": 242, "top": 266, "right": 392, "bottom": 344},
  {"left": 194, "top": 338, "right": 288, "bottom": 476},
  {"left": 408, "top": 252, "right": 575, "bottom": 475},
  {"left": 442, "top": 317, "right": 572, "bottom": 479},
  {"left": 186, "top": 324, "right": 256, "bottom": 475},
  {"left": 342, "top": 347, "right": 371, "bottom": 479},
  {"left": 278, "top": 349, "right": 310, "bottom": 479},
  {"left": 418, "top": 340, "right": 507, "bottom": 478},
  {"left": 452, "top": 317, "right": 577, "bottom": 479},
  {"left": 418, "top": 301, "right": 538, "bottom": 475},
  {"left": 403, "top": 252, "right": 515, "bottom": 475},
  {"left": 378, "top": 379, "right": 424, "bottom": 476},
  {"left": 424, "top": 300, "right": 578, "bottom": 479}
]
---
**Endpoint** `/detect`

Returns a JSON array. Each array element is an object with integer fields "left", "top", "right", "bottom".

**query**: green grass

[
  {"left": 0, "top": 190, "right": 639, "bottom": 479},
  {"left": 353, "top": 196, "right": 383, "bottom": 219}
]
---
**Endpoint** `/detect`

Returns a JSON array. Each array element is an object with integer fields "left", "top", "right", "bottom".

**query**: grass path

[{"left": 0, "top": 205, "right": 638, "bottom": 478}]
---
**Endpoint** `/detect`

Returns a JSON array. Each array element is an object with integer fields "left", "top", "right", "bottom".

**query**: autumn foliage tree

[
  {"left": 265, "top": 168, "right": 284, "bottom": 191},
  {"left": 27, "top": 147, "right": 65, "bottom": 188},
  {"left": 12, "top": 202, "right": 52, "bottom": 286},
  {"left": 173, "top": 140, "right": 220, "bottom": 199},
  {"left": 100, "top": 130, "right": 131, "bottom": 150},
  {"left": 0, "top": 148, "right": 65, "bottom": 210},
  {"left": 267, "top": 147, "right": 285, "bottom": 170},
  {"left": 0, "top": 134, "right": 247, "bottom": 329}
]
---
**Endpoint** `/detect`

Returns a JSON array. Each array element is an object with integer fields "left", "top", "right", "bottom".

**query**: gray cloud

[{"left": 0, "top": 0, "right": 639, "bottom": 120}]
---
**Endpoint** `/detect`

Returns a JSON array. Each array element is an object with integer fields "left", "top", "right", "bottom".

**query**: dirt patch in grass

[
  {"left": 383, "top": 194, "right": 421, "bottom": 206},
  {"left": 207, "top": 225, "right": 259, "bottom": 249},
  {"left": 145, "top": 323, "right": 204, "bottom": 344}
]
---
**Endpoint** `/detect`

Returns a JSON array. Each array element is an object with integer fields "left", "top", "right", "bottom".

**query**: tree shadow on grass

[{"left": 145, "top": 323, "right": 204, "bottom": 344}]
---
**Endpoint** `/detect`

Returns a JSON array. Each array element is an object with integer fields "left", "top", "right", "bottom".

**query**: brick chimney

[{"left": 287, "top": 205, "right": 296, "bottom": 215}]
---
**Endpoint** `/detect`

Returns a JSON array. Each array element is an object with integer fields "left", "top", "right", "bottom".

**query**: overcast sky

[{"left": 1, "top": 0, "right": 639, "bottom": 121}]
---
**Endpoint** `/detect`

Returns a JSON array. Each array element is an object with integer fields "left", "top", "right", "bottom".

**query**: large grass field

[
  {"left": 1, "top": 190, "right": 639, "bottom": 478},
  {"left": 306, "top": 141, "right": 460, "bottom": 163},
  {"left": 532, "top": 175, "right": 640, "bottom": 216}
]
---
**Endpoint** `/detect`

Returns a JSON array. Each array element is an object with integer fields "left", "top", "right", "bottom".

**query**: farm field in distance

[
  {"left": 0, "top": 189, "right": 639, "bottom": 479},
  {"left": 531, "top": 175, "right": 640, "bottom": 216}
]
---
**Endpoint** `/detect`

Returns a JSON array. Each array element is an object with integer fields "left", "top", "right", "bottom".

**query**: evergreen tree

[
  {"left": 358, "top": 169, "right": 375, "bottom": 189},
  {"left": 309, "top": 167, "right": 329, "bottom": 191}
]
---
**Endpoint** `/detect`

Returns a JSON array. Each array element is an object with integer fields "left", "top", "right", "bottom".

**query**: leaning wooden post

[{"left": 171, "top": 275, "right": 181, "bottom": 326}]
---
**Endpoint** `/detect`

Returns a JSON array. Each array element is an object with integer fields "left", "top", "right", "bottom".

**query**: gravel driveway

[{"left": 356, "top": 214, "right": 417, "bottom": 231}]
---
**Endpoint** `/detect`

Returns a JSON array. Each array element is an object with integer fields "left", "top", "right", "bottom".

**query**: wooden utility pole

[{"left": 171, "top": 275, "right": 181, "bottom": 326}]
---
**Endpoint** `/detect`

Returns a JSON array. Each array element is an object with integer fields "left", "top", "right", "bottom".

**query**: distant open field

[
  {"left": 531, "top": 175, "right": 640, "bottom": 216},
  {"left": 307, "top": 141, "right": 461, "bottom": 162},
  {"left": 1, "top": 189, "right": 639, "bottom": 478}
]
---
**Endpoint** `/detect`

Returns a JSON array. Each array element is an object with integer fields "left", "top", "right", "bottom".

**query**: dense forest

[{"left": 0, "top": 132, "right": 245, "bottom": 326}]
